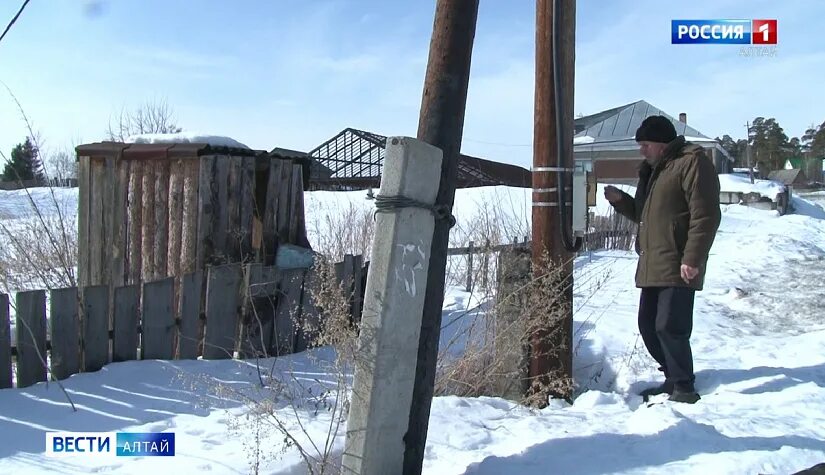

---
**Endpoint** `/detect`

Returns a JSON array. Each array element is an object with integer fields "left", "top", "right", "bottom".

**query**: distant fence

[
  {"left": 447, "top": 230, "right": 633, "bottom": 291},
  {"left": 0, "top": 178, "right": 78, "bottom": 191},
  {"left": 0, "top": 255, "right": 366, "bottom": 389}
]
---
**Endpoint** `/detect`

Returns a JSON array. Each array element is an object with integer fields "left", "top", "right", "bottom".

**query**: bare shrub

[
  {"left": 42, "top": 148, "right": 78, "bottom": 183},
  {"left": 208, "top": 258, "right": 359, "bottom": 474},
  {"left": 446, "top": 189, "right": 531, "bottom": 290},
  {"left": 305, "top": 196, "right": 375, "bottom": 263},
  {"left": 106, "top": 97, "right": 182, "bottom": 142},
  {"left": 437, "top": 249, "right": 578, "bottom": 404},
  {"left": 0, "top": 85, "right": 78, "bottom": 407},
  {"left": 0, "top": 213, "right": 78, "bottom": 295},
  {"left": 0, "top": 88, "right": 78, "bottom": 296}
]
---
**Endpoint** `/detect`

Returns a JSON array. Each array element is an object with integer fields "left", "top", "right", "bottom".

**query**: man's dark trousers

[{"left": 638, "top": 287, "right": 696, "bottom": 391}]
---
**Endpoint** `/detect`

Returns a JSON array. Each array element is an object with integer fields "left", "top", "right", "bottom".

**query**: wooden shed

[{"left": 74, "top": 142, "right": 310, "bottom": 290}]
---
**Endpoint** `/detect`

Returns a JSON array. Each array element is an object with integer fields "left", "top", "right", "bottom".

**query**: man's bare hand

[
  {"left": 680, "top": 264, "right": 699, "bottom": 284},
  {"left": 604, "top": 185, "right": 623, "bottom": 204}
]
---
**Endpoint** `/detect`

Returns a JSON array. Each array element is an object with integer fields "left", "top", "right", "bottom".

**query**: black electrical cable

[
  {"left": 552, "top": 0, "right": 583, "bottom": 253},
  {"left": 0, "top": 0, "right": 31, "bottom": 46},
  {"left": 371, "top": 194, "right": 457, "bottom": 228}
]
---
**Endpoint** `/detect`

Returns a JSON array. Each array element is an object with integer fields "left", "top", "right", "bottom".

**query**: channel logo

[
  {"left": 671, "top": 20, "right": 777, "bottom": 45},
  {"left": 45, "top": 432, "right": 175, "bottom": 457},
  {"left": 752, "top": 20, "right": 778, "bottom": 44}
]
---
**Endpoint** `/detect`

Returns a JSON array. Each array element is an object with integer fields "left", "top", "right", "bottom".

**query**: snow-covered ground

[{"left": 1, "top": 185, "right": 825, "bottom": 474}]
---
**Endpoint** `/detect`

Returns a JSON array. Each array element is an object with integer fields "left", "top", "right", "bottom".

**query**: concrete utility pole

[
  {"left": 342, "top": 138, "right": 444, "bottom": 475},
  {"left": 405, "top": 0, "right": 479, "bottom": 474},
  {"left": 531, "top": 0, "right": 576, "bottom": 404}
]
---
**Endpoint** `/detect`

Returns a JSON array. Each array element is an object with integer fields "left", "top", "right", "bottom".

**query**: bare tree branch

[{"left": 106, "top": 98, "right": 183, "bottom": 142}]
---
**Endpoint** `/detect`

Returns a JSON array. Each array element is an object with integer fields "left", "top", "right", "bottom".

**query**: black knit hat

[{"left": 635, "top": 115, "right": 677, "bottom": 144}]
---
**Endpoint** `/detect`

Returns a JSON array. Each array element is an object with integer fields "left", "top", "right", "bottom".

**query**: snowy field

[{"left": 1, "top": 183, "right": 825, "bottom": 474}]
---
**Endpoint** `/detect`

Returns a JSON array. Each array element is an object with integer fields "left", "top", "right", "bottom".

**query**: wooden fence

[
  {"left": 0, "top": 228, "right": 630, "bottom": 389},
  {"left": 0, "top": 255, "right": 366, "bottom": 390},
  {"left": 447, "top": 230, "right": 634, "bottom": 291}
]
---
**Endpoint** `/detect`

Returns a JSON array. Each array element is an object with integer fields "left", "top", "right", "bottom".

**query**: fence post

[
  {"left": 466, "top": 240, "right": 474, "bottom": 292},
  {"left": 0, "top": 294, "right": 12, "bottom": 389},
  {"left": 493, "top": 247, "right": 531, "bottom": 400},
  {"left": 482, "top": 239, "right": 490, "bottom": 289}
]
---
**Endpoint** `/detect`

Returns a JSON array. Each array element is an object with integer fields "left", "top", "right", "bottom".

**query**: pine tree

[
  {"left": 810, "top": 121, "right": 825, "bottom": 158},
  {"left": 748, "top": 117, "right": 791, "bottom": 173},
  {"left": 716, "top": 134, "right": 751, "bottom": 167},
  {"left": 1, "top": 137, "right": 44, "bottom": 183}
]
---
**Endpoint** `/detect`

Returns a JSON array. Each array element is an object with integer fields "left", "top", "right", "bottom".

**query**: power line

[
  {"left": 463, "top": 138, "right": 532, "bottom": 147},
  {"left": 0, "top": 0, "right": 31, "bottom": 46}
]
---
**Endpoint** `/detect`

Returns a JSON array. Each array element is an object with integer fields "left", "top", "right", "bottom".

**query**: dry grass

[
  {"left": 305, "top": 195, "right": 375, "bottom": 263},
  {"left": 0, "top": 213, "right": 77, "bottom": 296},
  {"left": 211, "top": 258, "right": 360, "bottom": 475},
  {"left": 436, "top": 249, "right": 579, "bottom": 405}
]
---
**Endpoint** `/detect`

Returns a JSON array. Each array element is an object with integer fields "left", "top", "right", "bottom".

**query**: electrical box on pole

[{"left": 572, "top": 170, "right": 587, "bottom": 237}]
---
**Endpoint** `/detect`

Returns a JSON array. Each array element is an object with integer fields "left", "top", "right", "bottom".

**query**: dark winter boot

[
  {"left": 639, "top": 380, "right": 673, "bottom": 399},
  {"left": 669, "top": 388, "right": 701, "bottom": 404}
]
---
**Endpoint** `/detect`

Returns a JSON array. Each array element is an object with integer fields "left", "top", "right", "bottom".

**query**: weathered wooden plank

[
  {"left": 196, "top": 156, "right": 217, "bottom": 270},
  {"left": 273, "top": 269, "right": 304, "bottom": 356},
  {"left": 153, "top": 159, "right": 170, "bottom": 280},
  {"left": 240, "top": 157, "right": 255, "bottom": 261},
  {"left": 101, "top": 156, "right": 117, "bottom": 288},
  {"left": 277, "top": 159, "right": 292, "bottom": 245},
  {"left": 82, "top": 285, "right": 109, "bottom": 372},
  {"left": 203, "top": 264, "right": 242, "bottom": 359},
  {"left": 178, "top": 271, "right": 203, "bottom": 360},
  {"left": 112, "top": 284, "right": 139, "bottom": 362},
  {"left": 294, "top": 165, "right": 309, "bottom": 248},
  {"left": 213, "top": 156, "right": 230, "bottom": 264},
  {"left": 342, "top": 253, "right": 355, "bottom": 309},
  {"left": 262, "top": 160, "right": 284, "bottom": 264},
  {"left": 167, "top": 159, "right": 185, "bottom": 278},
  {"left": 181, "top": 160, "right": 199, "bottom": 274},
  {"left": 167, "top": 159, "right": 185, "bottom": 353},
  {"left": 16, "top": 290, "right": 47, "bottom": 388},
  {"left": 352, "top": 254, "right": 364, "bottom": 323},
  {"left": 334, "top": 261, "right": 345, "bottom": 285},
  {"left": 111, "top": 156, "right": 129, "bottom": 288},
  {"left": 251, "top": 216, "right": 263, "bottom": 256},
  {"left": 226, "top": 156, "right": 242, "bottom": 262},
  {"left": 127, "top": 160, "right": 143, "bottom": 284},
  {"left": 0, "top": 294, "right": 12, "bottom": 389},
  {"left": 89, "top": 158, "right": 106, "bottom": 286},
  {"left": 288, "top": 164, "right": 303, "bottom": 244},
  {"left": 295, "top": 269, "right": 320, "bottom": 353},
  {"left": 141, "top": 277, "right": 175, "bottom": 360},
  {"left": 241, "top": 264, "right": 279, "bottom": 358},
  {"left": 77, "top": 156, "right": 91, "bottom": 287},
  {"left": 141, "top": 160, "right": 157, "bottom": 282},
  {"left": 50, "top": 287, "right": 80, "bottom": 380}
]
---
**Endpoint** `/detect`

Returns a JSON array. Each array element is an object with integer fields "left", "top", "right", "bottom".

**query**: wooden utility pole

[
  {"left": 746, "top": 121, "right": 755, "bottom": 183},
  {"left": 404, "top": 1, "right": 479, "bottom": 474},
  {"left": 531, "top": 0, "right": 576, "bottom": 405}
]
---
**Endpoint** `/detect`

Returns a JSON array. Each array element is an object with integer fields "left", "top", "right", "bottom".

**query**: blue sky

[{"left": 0, "top": 0, "right": 823, "bottom": 169}]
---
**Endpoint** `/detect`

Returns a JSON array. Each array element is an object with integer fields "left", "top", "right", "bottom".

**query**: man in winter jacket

[{"left": 604, "top": 115, "right": 721, "bottom": 404}]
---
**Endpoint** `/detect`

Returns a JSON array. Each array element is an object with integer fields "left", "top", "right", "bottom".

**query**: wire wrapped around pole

[{"left": 370, "top": 194, "right": 457, "bottom": 228}]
